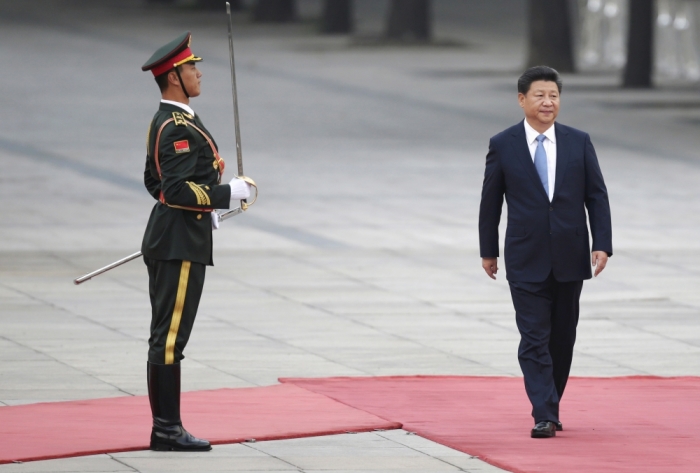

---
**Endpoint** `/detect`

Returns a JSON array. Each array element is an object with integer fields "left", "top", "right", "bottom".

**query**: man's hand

[
  {"left": 482, "top": 257, "right": 499, "bottom": 280},
  {"left": 592, "top": 251, "right": 608, "bottom": 277},
  {"left": 229, "top": 176, "right": 252, "bottom": 200}
]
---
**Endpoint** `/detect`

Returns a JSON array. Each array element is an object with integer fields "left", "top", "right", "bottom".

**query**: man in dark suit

[
  {"left": 478, "top": 66, "right": 612, "bottom": 438},
  {"left": 140, "top": 32, "right": 253, "bottom": 451}
]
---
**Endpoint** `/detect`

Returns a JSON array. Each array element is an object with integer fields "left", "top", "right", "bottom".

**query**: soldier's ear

[{"left": 167, "top": 70, "right": 180, "bottom": 87}]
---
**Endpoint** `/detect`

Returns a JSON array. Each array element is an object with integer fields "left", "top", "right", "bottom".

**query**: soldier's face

[
  {"left": 518, "top": 80, "right": 560, "bottom": 130},
  {"left": 179, "top": 63, "right": 202, "bottom": 97}
]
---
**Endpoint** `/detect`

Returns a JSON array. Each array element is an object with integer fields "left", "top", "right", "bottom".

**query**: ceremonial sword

[{"left": 75, "top": 4, "right": 253, "bottom": 285}]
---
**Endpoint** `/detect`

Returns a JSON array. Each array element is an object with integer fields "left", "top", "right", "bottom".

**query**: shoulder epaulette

[{"left": 172, "top": 112, "right": 187, "bottom": 126}]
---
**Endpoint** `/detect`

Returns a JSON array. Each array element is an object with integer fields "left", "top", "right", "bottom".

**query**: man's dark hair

[
  {"left": 154, "top": 69, "right": 172, "bottom": 92},
  {"left": 518, "top": 66, "right": 563, "bottom": 95}
]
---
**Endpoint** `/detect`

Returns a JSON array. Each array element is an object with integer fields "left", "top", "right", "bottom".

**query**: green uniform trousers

[{"left": 145, "top": 256, "right": 206, "bottom": 364}]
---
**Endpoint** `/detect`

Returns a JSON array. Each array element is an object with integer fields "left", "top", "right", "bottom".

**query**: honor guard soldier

[{"left": 141, "top": 32, "right": 252, "bottom": 451}]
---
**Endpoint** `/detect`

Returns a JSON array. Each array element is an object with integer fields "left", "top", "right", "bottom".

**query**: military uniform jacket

[{"left": 141, "top": 102, "right": 230, "bottom": 265}]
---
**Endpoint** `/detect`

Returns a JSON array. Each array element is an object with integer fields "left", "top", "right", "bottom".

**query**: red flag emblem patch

[{"left": 174, "top": 140, "right": 190, "bottom": 153}]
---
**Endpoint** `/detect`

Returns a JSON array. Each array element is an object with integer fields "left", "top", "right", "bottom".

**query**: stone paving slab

[{"left": 0, "top": 431, "right": 502, "bottom": 473}]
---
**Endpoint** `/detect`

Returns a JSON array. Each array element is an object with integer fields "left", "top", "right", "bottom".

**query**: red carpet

[
  {"left": 281, "top": 376, "right": 700, "bottom": 473},
  {"left": 0, "top": 383, "right": 400, "bottom": 465},
  {"left": 3, "top": 376, "right": 698, "bottom": 471}
]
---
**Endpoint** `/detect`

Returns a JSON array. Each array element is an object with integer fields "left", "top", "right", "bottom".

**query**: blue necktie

[{"left": 534, "top": 134, "right": 549, "bottom": 197}]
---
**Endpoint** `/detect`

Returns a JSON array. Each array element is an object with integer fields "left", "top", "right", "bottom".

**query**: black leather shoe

[
  {"left": 531, "top": 421, "right": 556, "bottom": 438},
  {"left": 147, "top": 362, "right": 212, "bottom": 452},
  {"left": 151, "top": 423, "right": 211, "bottom": 451},
  {"left": 555, "top": 421, "right": 563, "bottom": 431}
]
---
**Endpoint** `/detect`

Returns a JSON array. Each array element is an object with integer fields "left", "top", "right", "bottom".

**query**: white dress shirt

[
  {"left": 160, "top": 99, "right": 195, "bottom": 117},
  {"left": 523, "top": 119, "right": 556, "bottom": 201}
]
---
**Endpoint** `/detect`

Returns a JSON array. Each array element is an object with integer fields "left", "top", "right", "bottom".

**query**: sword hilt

[{"left": 237, "top": 176, "right": 258, "bottom": 210}]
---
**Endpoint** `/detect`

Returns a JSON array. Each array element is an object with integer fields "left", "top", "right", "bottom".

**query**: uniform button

[
  {"left": 549, "top": 207, "right": 553, "bottom": 211},
  {"left": 550, "top": 231, "right": 553, "bottom": 234},
  {"left": 197, "top": 214, "right": 202, "bottom": 220}
]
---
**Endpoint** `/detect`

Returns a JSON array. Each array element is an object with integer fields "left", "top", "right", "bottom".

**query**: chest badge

[{"left": 174, "top": 140, "right": 190, "bottom": 153}]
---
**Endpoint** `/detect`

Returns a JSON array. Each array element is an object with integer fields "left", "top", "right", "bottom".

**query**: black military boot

[{"left": 147, "top": 362, "right": 211, "bottom": 451}]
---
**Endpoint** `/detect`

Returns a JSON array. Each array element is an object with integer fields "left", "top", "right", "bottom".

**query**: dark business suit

[{"left": 479, "top": 120, "right": 612, "bottom": 423}]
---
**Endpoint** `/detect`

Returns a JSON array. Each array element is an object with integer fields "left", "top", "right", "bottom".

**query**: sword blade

[{"left": 226, "top": 2, "right": 244, "bottom": 178}]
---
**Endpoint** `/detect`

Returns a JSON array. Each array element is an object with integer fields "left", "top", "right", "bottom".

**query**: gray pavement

[
  {"left": 1, "top": 430, "right": 503, "bottom": 473},
  {"left": 1, "top": 0, "right": 700, "bottom": 471}
]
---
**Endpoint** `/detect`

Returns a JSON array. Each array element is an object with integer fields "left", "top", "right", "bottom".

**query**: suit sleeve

[
  {"left": 583, "top": 134, "right": 613, "bottom": 256},
  {"left": 479, "top": 139, "right": 505, "bottom": 258},
  {"left": 158, "top": 124, "right": 231, "bottom": 209}
]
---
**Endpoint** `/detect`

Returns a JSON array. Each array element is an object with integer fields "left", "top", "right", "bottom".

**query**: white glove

[
  {"left": 229, "top": 177, "right": 251, "bottom": 200},
  {"left": 211, "top": 211, "right": 220, "bottom": 230}
]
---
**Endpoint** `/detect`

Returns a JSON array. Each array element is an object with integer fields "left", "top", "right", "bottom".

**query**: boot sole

[{"left": 150, "top": 443, "right": 212, "bottom": 452}]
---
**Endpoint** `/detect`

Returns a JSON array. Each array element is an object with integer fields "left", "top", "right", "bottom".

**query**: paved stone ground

[{"left": 1, "top": 0, "right": 700, "bottom": 471}]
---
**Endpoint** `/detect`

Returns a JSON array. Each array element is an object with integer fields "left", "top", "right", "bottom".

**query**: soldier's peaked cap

[{"left": 142, "top": 31, "right": 202, "bottom": 77}]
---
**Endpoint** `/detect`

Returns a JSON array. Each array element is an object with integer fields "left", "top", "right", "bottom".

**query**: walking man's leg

[
  {"left": 510, "top": 274, "right": 560, "bottom": 438},
  {"left": 549, "top": 279, "right": 583, "bottom": 400}
]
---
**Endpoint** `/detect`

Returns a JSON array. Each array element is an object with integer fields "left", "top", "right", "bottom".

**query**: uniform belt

[{"left": 158, "top": 195, "right": 213, "bottom": 213}]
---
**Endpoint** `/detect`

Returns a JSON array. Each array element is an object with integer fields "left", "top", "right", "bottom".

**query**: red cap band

[{"left": 151, "top": 47, "right": 195, "bottom": 77}]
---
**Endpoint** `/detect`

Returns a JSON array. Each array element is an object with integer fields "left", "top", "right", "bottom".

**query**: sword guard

[{"left": 238, "top": 175, "right": 258, "bottom": 210}]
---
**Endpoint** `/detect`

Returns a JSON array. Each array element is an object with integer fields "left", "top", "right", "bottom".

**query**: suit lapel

[
  {"left": 552, "top": 123, "right": 570, "bottom": 201},
  {"left": 509, "top": 122, "right": 549, "bottom": 201}
]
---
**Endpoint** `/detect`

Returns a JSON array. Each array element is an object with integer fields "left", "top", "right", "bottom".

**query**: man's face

[
  {"left": 518, "top": 80, "right": 560, "bottom": 130},
  {"left": 177, "top": 62, "right": 202, "bottom": 97}
]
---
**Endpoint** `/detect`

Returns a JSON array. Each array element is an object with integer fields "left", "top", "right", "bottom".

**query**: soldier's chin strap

[{"left": 174, "top": 66, "right": 190, "bottom": 99}]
